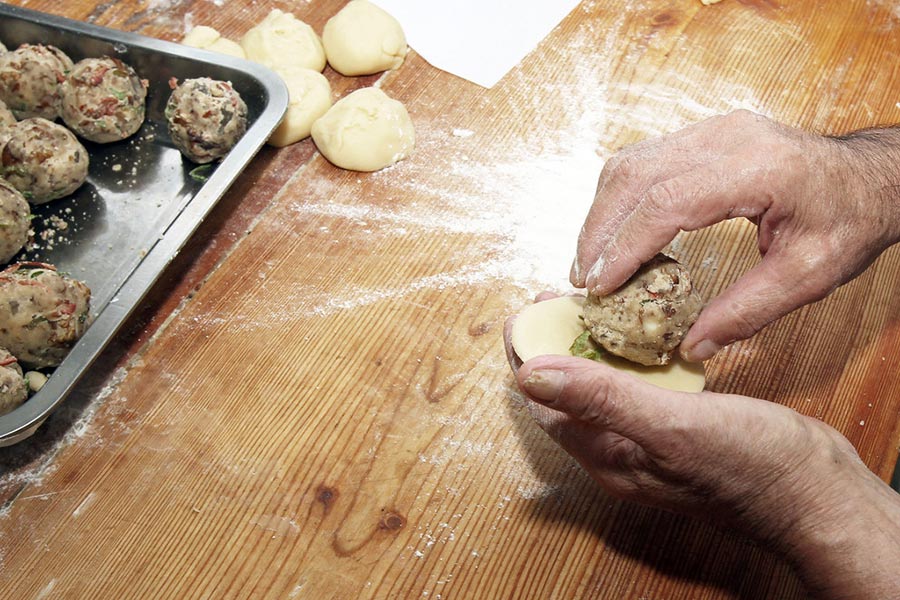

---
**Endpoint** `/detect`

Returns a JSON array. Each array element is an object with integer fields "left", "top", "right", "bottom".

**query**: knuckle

[
  {"left": 570, "top": 375, "right": 616, "bottom": 427},
  {"left": 641, "top": 180, "right": 680, "bottom": 217},
  {"left": 720, "top": 301, "right": 767, "bottom": 341}
]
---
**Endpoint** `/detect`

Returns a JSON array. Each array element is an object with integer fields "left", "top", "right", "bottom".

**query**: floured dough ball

[
  {"left": 61, "top": 57, "right": 148, "bottom": 143},
  {"left": 182, "top": 26, "right": 246, "bottom": 59},
  {"left": 0, "top": 44, "right": 73, "bottom": 120},
  {"left": 0, "top": 118, "right": 89, "bottom": 204},
  {"left": 0, "top": 347, "right": 26, "bottom": 416},
  {"left": 0, "top": 262, "right": 91, "bottom": 368},
  {"left": 311, "top": 87, "right": 414, "bottom": 172},
  {"left": 322, "top": 0, "right": 408, "bottom": 76},
  {"left": 165, "top": 77, "right": 248, "bottom": 164},
  {"left": 582, "top": 254, "right": 702, "bottom": 366},
  {"left": 0, "top": 179, "right": 31, "bottom": 263},
  {"left": 241, "top": 9, "right": 326, "bottom": 72},
  {"left": 268, "top": 66, "right": 332, "bottom": 147},
  {"left": 0, "top": 42, "right": 6, "bottom": 54}
]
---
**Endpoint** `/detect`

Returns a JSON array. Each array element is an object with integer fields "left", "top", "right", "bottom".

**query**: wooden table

[{"left": 2, "top": 1, "right": 899, "bottom": 597}]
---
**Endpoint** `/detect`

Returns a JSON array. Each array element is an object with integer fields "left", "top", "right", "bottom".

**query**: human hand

[
  {"left": 503, "top": 319, "right": 900, "bottom": 598},
  {"left": 571, "top": 110, "right": 900, "bottom": 361}
]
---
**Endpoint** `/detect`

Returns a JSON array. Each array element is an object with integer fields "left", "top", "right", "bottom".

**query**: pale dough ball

[
  {"left": 0, "top": 179, "right": 31, "bottom": 263},
  {"left": 0, "top": 347, "right": 26, "bottom": 416},
  {"left": 241, "top": 9, "right": 326, "bottom": 72},
  {"left": 1, "top": 118, "right": 89, "bottom": 204},
  {"left": 61, "top": 56, "right": 148, "bottom": 143},
  {"left": 322, "top": 0, "right": 408, "bottom": 76},
  {"left": 182, "top": 26, "right": 246, "bottom": 59},
  {"left": 311, "top": 87, "right": 414, "bottom": 172},
  {"left": 268, "top": 66, "right": 332, "bottom": 147},
  {"left": 582, "top": 254, "right": 702, "bottom": 366}
]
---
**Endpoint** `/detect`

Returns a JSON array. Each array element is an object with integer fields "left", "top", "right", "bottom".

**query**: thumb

[
  {"left": 516, "top": 355, "right": 686, "bottom": 445},
  {"left": 680, "top": 247, "right": 834, "bottom": 361}
]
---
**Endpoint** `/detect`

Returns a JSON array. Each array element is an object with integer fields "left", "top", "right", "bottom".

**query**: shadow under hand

[{"left": 502, "top": 376, "right": 806, "bottom": 599}]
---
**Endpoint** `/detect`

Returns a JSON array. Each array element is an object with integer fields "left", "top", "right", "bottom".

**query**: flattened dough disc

[{"left": 511, "top": 296, "right": 706, "bottom": 393}]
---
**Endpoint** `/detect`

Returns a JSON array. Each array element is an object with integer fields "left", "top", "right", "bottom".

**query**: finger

[
  {"left": 571, "top": 111, "right": 762, "bottom": 287},
  {"left": 521, "top": 379, "right": 657, "bottom": 479},
  {"left": 679, "top": 245, "right": 834, "bottom": 361},
  {"left": 534, "top": 291, "right": 560, "bottom": 303},
  {"left": 585, "top": 152, "right": 775, "bottom": 296},
  {"left": 516, "top": 355, "right": 689, "bottom": 448},
  {"left": 503, "top": 315, "right": 522, "bottom": 373}
]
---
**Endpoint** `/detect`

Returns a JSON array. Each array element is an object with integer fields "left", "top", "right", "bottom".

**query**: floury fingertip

[{"left": 522, "top": 369, "right": 566, "bottom": 402}]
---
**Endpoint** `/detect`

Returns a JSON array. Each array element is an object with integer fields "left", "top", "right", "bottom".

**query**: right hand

[{"left": 570, "top": 111, "right": 900, "bottom": 361}]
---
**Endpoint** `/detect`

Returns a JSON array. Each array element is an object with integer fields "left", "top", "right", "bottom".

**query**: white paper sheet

[{"left": 375, "top": 0, "right": 582, "bottom": 88}]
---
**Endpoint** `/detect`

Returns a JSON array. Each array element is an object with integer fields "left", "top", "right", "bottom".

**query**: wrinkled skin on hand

[
  {"left": 571, "top": 110, "right": 900, "bottom": 361},
  {"left": 504, "top": 299, "right": 900, "bottom": 600}
]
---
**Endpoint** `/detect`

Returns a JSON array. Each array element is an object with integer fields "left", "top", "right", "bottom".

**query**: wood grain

[{"left": 2, "top": 0, "right": 900, "bottom": 598}]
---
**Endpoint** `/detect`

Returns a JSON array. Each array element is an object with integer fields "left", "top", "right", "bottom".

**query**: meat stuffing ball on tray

[
  {"left": 61, "top": 56, "right": 148, "bottom": 143},
  {"left": 0, "top": 346, "right": 26, "bottom": 416},
  {"left": 0, "top": 262, "right": 91, "bottom": 369},
  {"left": 165, "top": 77, "right": 248, "bottom": 164},
  {"left": 0, "top": 348, "right": 28, "bottom": 415},
  {"left": 0, "top": 117, "right": 89, "bottom": 204},
  {"left": 0, "top": 99, "right": 15, "bottom": 131},
  {"left": 0, "top": 178, "right": 31, "bottom": 263},
  {"left": 0, "top": 43, "right": 73, "bottom": 120}
]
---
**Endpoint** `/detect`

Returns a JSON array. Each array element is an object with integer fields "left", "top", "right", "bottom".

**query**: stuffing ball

[
  {"left": 0, "top": 44, "right": 73, "bottom": 120},
  {"left": 0, "top": 262, "right": 91, "bottom": 368},
  {"left": 61, "top": 56, "right": 148, "bottom": 143},
  {"left": 582, "top": 254, "right": 703, "bottom": 366},
  {"left": 0, "top": 178, "right": 31, "bottom": 263},
  {"left": 165, "top": 77, "right": 248, "bottom": 164},
  {"left": 0, "top": 117, "right": 89, "bottom": 204},
  {"left": 0, "top": 346, "right": 26, "bottom": 416},
  {"left": 0, "top": 99, "right": 15, "bottom": 131}
]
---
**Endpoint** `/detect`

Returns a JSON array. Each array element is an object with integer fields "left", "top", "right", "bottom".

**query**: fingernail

[
  {"left": 522, "top": 369, "right": 566, "bottom": 401},
  {"left": 570, "top": 257, "right": 582, "bottom": 284},
  {"left": 683, "top": 339, "right": 721, "bottom": 362}
]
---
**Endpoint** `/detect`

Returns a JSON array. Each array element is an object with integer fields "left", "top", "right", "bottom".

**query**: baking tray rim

[{"left": 0, "top": 3, "right": 289, "bottom": 446}]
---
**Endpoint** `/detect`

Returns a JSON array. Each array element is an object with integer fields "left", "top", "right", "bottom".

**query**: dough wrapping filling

[{"left": 510, "top": 295, "right": 705, "bottom": 393}]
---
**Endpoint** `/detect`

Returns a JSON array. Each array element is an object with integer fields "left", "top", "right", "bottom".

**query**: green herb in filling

[
  {"left": 189, "top": 164, "right": 214, "bottom": 182},
  {"left": 570, "top": 330, "right": 604, "bottom": 361}
]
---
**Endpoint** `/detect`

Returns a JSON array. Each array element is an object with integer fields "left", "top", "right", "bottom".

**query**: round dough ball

[
  {"left": 0, "top": 179, "right": 30, "bottom": 263},
  {"left": 0, "top": 262, "right": 91, "bottom": 369},
  {"left": 0, "top": 347, "right": 26, "bottom": 416},
  {"left": 0, "top": 118, "right": 89, "bottom": 204},
  {"left": 322, "top": 0, "right": 408, "bottom": 76},
  {"left": 165, "top": 77, "right": 248, "bottom": 164},
  {"left": 61, "top": 57, "right": 148, "bottom": 143},
  {"left": 182, "top": 26, "right": 246, "bottom": 59},
  {"left": 240, "top": 9, "right": 326, "bottom": 72},
  {"left": 0, "top": 44, "right": 73, "bottom": 120},
  {"left": 582, "top": 254, "right": 702, "bottom": 366},
  {"left": 311, "top": 87, "right": 414, "bottom": 172},
  {"left": 0, "top": 42, "right": 7, "bottom": 54},
  {"left": 268, "top": 66, "right": 332, "bottom": 147}
]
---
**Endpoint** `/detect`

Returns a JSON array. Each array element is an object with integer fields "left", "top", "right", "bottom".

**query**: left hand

[{"left": 503, "top": 306, "right": 900, "bottom": 598}]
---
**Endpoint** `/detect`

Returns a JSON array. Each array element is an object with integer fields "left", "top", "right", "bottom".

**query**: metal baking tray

[{"left": 0, "top": 4, "right": 289, "bottom": 445}]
